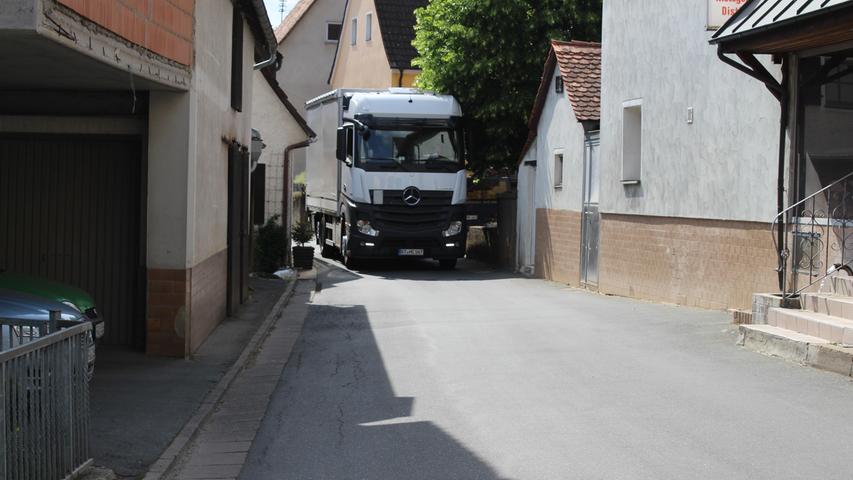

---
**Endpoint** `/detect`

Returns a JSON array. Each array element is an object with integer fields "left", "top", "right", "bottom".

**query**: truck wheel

[
  {"left": 439, "top": 259, "right": 457, "bottom": 270},
  {"left": 339, "top": 217, "right": 357, "bottom": 269}
]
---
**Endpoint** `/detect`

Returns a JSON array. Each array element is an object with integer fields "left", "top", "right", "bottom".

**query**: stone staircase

[{"left": 739, "top": 276, "right": 853, "bottom": 377}]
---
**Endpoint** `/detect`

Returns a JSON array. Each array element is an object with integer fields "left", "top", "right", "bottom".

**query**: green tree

[{"left": 413, "top": 0, "right": 601, "bottom": 173}]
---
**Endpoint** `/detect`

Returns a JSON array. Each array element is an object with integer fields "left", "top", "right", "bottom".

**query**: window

[
  {"left": 824, "top": 60, "right": 853, "bottom": 110},
  {"left": 622, "top": 100, "right": 642, "bottom": 183},
  {"left": 554, "top": 152, "right": 563, "bottom": 188},
  {"left": 351, "top": 17, "right": 357, "bottom": 45},
  {"left": 365, "top": 13, "right": 373, "bottom": 41},
  {"left": 326, "top": 22, "right": 342, "bottom": 42},
  {"left": 230, "top": 6, "right": 243, "bottom": 112},
  {"left": 555, "top": 76, "right": 564, "bottom": 94}
]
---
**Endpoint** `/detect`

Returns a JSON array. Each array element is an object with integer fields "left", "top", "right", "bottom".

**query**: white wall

[
  {"left": 599, "top": 0, "right": 781, "bottom": 222},
  {"left": 276, "top": 0, "right": 346, "bottom": 114},
  {"left": 251, "top": 70, "right": 312, "bottom": 222},
  {"left": 534, "top": 74, "right": 587, "bottom": 212}
]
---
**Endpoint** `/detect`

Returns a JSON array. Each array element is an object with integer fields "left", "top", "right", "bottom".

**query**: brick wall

[
  {"left": 189, "top": 249, "right": 227, "bottom": 352},
  {"left": 535, "top": 208, "right": 583, "bottom": 285},
  {"left": 58, "top": 0, "right": 194, "bottom": 66},
  {"left": 598, "top": 214, "right": 778, "bottom": 310},
  {"left": 147, "top": 268, "right": 190, "bottom": 356},
  {"left": 147, "top": 249, "right": 227, "bottom": 357}
]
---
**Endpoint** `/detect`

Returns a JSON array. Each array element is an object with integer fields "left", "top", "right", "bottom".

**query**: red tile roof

[
  {"left": 519, "top": 40, "right": 601, "bottom": 164},
  {"left": 274, "top": 0, "right": 317, "bottom": 43},
  {"left": 552, "top": 40, "right": 601, "bottom": 122}
]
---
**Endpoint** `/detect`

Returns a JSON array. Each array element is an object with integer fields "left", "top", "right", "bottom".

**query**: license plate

[{"left": 398, "top": 248, "right": 424, "bottom": 256}]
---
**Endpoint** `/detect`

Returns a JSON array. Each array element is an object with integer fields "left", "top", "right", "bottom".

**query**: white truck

[{"left": 305, "top": 88, "right": 468, "bottom": 269}]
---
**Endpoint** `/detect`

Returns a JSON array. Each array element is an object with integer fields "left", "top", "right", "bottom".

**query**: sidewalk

[
  {"left": 148, "top": 271, "right": 316, "bottom": 480},
  {"left": 88, "top": 277, "right": 293, "bottom": 478}
]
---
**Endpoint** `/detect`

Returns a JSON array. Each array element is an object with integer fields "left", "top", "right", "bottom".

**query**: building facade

[{"left": 0, "top": 0, "right": 277, "bottom": 356}]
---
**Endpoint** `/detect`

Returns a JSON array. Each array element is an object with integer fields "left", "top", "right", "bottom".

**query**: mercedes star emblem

[{"left": 402, "top": 186, "right": 421, "bottom": 206}]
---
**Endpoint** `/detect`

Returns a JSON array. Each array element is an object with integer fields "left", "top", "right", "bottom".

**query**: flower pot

[{"left": 292, "top": 246, "right": 314, "bottom": 270}]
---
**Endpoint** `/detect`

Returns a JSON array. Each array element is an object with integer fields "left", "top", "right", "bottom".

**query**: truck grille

[{"left": 372, "top": 190, "right": 453, "bottom": 230}]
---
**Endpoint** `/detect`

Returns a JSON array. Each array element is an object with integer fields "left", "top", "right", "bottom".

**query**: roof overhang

[
  {"left": 235, "top": 0, "right": 278, "bottom": 69},
  {"left": 711, "top": 0, "right": 853, "bottom": 55}
]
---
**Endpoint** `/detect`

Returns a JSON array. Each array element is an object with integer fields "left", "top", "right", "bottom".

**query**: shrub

[
  {"left": 254, "top": 215, "right": 285, "bottom": 273},
  {"left": 292, "top": 220, "right": 314, "bottom": 247}
]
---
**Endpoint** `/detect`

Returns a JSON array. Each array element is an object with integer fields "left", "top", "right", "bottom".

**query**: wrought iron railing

[
  {"left": 0, "top": 320, "right": 92, "bottom": 480},
  {"left": 772, "top": 170, "right": 853, "bottom": 299}
]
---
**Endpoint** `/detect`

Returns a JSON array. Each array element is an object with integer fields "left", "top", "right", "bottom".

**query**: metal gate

[
  {"left": 580, "top": 132, "right": 600, "bottom": 287},
  {"left": 0, "top": 134, "right": 143, "bottom": 346},
  {"left": 226, "top": 144, "right": 250, "bottom": 316}
]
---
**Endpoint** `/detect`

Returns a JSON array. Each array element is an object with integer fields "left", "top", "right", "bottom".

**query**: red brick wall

[
  {"left": 147, "top": 249, "right": 228, "bottom": 357},
  {"left": 535, "top": 209, "right": 583, "bottom": 285},
  {"left": 58, "top": 0, "right": 194, "bottom": 66},
  {"left": 147, "top": 268, "right": 190, "bottom": 356},
  {"left": 598, "top": 214, "right": 778, "bottom": 310},
  {"left": 189, "top": 249, "right": 228, "bottom": 352}
]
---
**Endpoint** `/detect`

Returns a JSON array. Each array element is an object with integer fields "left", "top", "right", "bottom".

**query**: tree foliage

[{"left": 413, "top": 0, "right": 601, "bottom": 173}]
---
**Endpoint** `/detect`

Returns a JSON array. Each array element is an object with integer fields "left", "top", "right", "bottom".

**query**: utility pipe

[{"left": 282, "top": 138, "right": 315, "bottom": 266}]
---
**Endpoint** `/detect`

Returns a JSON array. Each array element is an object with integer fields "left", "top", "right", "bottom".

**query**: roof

[
  {"left": 519, "top": 40, "right": 601, "bottom": 163},
  {"left": 260, "top": 62, "right": 316, "bottom": 139},
  {"left": 274, "top": 0, "right": 317, "bottom": 43},
  {"left": 374, "top": 0, "right": 428, "bottom": 70},
  {"left": 711, "top": 0, "right": 853, "bottom": 52},
  {"left": 239, "top": 0, "right": 278, "bottom": 65}
]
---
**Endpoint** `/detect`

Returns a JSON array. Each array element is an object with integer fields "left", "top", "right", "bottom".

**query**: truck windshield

[{"left": 357, "top": 128, "right": 463, "bottom": 173}]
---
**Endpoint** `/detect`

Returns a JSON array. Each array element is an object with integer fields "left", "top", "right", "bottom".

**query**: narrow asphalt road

[{"left": 241, "top": 258, "right": 853, "bottom": 480}]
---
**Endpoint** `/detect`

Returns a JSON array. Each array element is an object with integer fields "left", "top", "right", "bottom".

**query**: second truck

[{"left": 305, "top": 88, "right": 467, "bottom": 269}]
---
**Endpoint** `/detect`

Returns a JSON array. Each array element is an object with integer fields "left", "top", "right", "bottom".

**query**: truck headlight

[
  {"left": 356, "top": 220, "right": 379, "bottom": 237},
  {"left": 442, "top": 221, "right": 463, "bottom": 237}
]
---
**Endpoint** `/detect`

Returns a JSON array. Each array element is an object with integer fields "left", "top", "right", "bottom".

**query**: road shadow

[
  {"left": 241, "top": 301, "right": 513, "bottom": 479},
  {"left": 338, "top": 257, "right": 519, "bottom": 282}
]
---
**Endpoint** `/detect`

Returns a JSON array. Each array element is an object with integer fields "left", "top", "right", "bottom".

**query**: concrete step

[
  {"left": 830, "top": 275, "right": 853, "bottom": 296},
  {"left": 767, "top": 307, "right": 853, "bottom": 345},
  {"left": 738, "top": 324, "right": 853, "bottom": 376},
  {"left": 800, "top": 292, "right": 853, "bottom": 320}
]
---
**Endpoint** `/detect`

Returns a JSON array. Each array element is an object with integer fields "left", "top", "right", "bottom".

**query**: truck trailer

[{"left": 305, "top": 88, "right": 468, "bottom": 269}]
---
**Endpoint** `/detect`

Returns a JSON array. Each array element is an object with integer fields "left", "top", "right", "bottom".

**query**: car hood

[
  {"left": 0, "top": 272, "right": 96, "bottom": 314},
  {"left": 0, "top": 289, "right": 84, "bottom": 322}
]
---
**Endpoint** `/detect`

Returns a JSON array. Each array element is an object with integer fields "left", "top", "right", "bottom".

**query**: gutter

[{"left": 237, "top": 0, "right": 279, "bottom": 71}]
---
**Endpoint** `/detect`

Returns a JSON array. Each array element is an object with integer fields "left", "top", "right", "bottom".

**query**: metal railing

[
  {"left": 772, "top": 170, "right": 853, "bottom": 299},
  {"left": 0, "top": 320, "right": 92, "bottom": 480}
]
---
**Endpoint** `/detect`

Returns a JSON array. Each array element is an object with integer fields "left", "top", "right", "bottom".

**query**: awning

[{"left": 710, "top": 0, "right": 853, "bottom": 54}]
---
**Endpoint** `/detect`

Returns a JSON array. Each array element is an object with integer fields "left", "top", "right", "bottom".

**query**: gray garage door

[{"left": 0, "top": 134, "right": 143, "bottom": 347}]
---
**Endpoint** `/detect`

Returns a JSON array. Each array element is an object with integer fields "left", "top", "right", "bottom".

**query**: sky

[{"left": 263, "top": 0, "right": 294, "bottom": 27}]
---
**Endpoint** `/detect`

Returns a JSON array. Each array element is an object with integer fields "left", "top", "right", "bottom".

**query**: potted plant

[{"left": 291, "top": 220, "right": 315, "bottom": 269}]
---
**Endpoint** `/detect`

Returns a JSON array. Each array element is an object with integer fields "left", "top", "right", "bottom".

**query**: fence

[{"left": 0, "top": 320, "right": 92, "bottom": 480}]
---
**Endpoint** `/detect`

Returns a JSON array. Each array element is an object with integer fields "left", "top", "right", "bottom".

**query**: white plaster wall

[
  {"left": 534, "top": 75, "right": 586, "bottom": 212},
  {"left": 600, "top": 0, "right": 781, "bottom": 222},
  {"left": 251, "top": 70, "right": 312, "bottom": 222},
  {"left": 189, "top": 0, "right": 255, "bottom": 266},
  {"left": 330, "top": 0, "right": 392, "bottom": 88},
  {"left": 277, "top": 0, "right": 346, "bottom": 114},
  {"left": 148, "top": 91, "right": 191, "bottom": 269}
]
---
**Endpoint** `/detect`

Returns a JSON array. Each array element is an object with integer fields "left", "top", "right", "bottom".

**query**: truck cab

[{"left": 306, "top": 88, "right": 468, "bottom": 269}]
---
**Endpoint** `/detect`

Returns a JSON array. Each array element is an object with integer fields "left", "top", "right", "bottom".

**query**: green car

[{"left": 0, "top": 272, "right": 104, "bottom": 340}]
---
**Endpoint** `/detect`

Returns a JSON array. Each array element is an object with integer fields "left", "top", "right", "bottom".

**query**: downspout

[
  {"left": 397, "top": 68, "right": 405, "bottom": 87},
  {"left": 717, "top": 47, "right": 788, "bottom": 292},
  {"left": 282, "top": 137, "right": 316, "bottom": 266},
  {"left": 777, "top": 57, "right": 789, "bottom": 293}
]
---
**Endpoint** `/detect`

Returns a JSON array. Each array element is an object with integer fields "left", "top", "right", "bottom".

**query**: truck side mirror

[{"left": 336, "top": 127, "right": 353, "bottom": 166}]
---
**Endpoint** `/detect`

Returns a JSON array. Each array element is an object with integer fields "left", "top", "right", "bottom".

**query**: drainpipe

[
  {"left": 397, "top": 68, "right": 405, "bottom": 87},
  {"left": 776, "top": 57, "right": 790, "bottom": 293},
  {"left": 282, "top": 138, "right": 316, "bottom": 266}
]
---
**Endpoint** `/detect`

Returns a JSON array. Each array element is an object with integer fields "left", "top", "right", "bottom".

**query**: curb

[
  {"left": 738, "top": 324, "right": 853, "bottom": 377},
  {"left": 142, "top": 279, "right": 299, "bottom": 480}
]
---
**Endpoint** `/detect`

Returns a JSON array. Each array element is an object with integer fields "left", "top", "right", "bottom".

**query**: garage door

[{"left": 0, "top": 134, "right": 143, "bottom": 347}]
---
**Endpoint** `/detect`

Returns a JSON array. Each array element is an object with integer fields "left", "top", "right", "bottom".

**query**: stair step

[
  {"left": 768, "top": 307, "right": 853, "bottom": 345},
  {"left": 738, "top": 325, "right": 853, "bottom": 377},
  {"left": 830, "top": 275, "right": 853, "bottom": 296},
  {"left": 800, "top": 292, "right": 853, "bottom": 320}
]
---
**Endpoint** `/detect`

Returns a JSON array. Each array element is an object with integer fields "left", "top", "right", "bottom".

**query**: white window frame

[
  {"left": 351, "top": 17, "right": 357, "bottom": 45},
  {"left": 365, "top": 12, "right": 373, "bottom": 41},
  {"left": 553, "top": 149, "right": 564, "bottom": 189},
  {"left": 325, "top": 21, "right": 342, "bottom": 43},
  {"left": 621, "top": 99, "right": 643, "bottom": 184}
]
